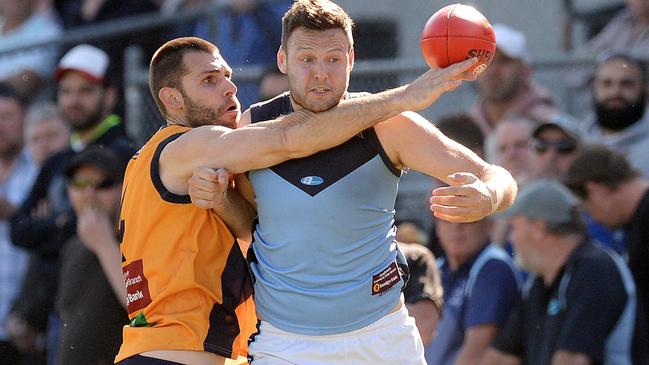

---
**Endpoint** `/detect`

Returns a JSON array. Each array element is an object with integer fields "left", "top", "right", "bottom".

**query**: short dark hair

[
  {"left": 281, "top": 0, "right": 354, "bottom": 50},
  {"left": 435, "top": 113, "right": 484, "bottom": 153},
  {"left": 595, "top": 51, "right": 648, "bottom": 85},
  {"left": 564, "top": 144, "right": 640, "bottom": 199},
  {"left": 149, "top": 37, "right": 218, "bottom": 117}
]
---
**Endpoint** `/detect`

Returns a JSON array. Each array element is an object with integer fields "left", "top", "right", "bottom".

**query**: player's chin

[
  {"left": 304, "top": 97, "right": 340, "bottom": 112},
  {"left": 220, "top": 111, "right": 240, "bottom": 129}
]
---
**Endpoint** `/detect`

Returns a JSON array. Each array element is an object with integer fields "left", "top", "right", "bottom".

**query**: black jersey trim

[
  {"left": 363, "top": 127, "right": 402, "bottom": 177},
  {"left": 251, "top": 92, "right": 401, "bottom": 178},
  {"left": 250, "top": 92, "right": 292, "bottom": 124},
  {"left": 150, "top": 132, "right": 192, "bottom": 204},
  {"left": 203, "top": 239, "right": 253, "bottom": 356}
]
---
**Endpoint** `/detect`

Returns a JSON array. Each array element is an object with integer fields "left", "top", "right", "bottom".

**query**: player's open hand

[
  {"left": 429, "top": 172, "right": 497, "bottom": 222},
  {"left": 188, "top": 167, "right": 230, "bottom": 209},
  {"left": 404, "top": 57, "right": 478, "bottom": 111}
]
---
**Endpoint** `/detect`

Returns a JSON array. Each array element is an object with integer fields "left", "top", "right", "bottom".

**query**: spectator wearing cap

[
  {"left": 8, "top": 44, "right": 134, "bottom": 363},
  {"left": 0, "top": 0, "right": 63, "bottom": 101},
  {"left": 55, "top": 146, "right": 129, "bottom": 365},
  {"left": 470, "top": 24, "right": 556, "bottom": 135},
  {"left": 529, "top": 112, "right": 582, "bottom": 180},
  {"left": 529, "top": 113, "right": 627, "bottom": 255},
  {"left": 565, "top": 145, "right": 649, "bottom": 345},
  {"left": 583, "top": 52, "right": 649, "bottom": 178},
  {"left": 482, "top": 179, "right": 648, "bottom": 365},
  {"left": 0, "top": 83, "right": 38, "bottom": 364},
  {"left": 55, "top": 0, "right": 167, "bottom": 116}
]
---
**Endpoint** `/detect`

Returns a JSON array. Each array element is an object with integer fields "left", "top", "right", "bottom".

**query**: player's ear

[
  {"left": 349, "top": 46, "right": 355, "bottom": 71},
  {"left": 159, "top": 87, "right": 184, "bottom": 110},
  {"left": 277, "top": 47, "right": 287, "bottom": 74}
]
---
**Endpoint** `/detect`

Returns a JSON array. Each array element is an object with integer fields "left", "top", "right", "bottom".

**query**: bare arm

[
  {"left": 551, "top": 351, "right": 591, "bottom": 365},
  {"left": 480, "top": 348, "right": 521, "bottom": 365},
  {"left": 161, "top": 59, "right": 477, "bottom": 195},
  {"left": 453, "top": 325, "right": 501, "bottom": 365},
  {"left": 375, "top": 112, "right": 517, "bottom": 222},
  {"left": 406, "top": 300, "right": 440, "bottom": 346}
]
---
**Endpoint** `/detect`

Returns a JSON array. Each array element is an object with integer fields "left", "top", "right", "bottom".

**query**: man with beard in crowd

[
  {"left": 470, "top": 24, "right": 556, "bottom": 135},
  {"left": 584, "top": 52, "right": 649, "bottom": 177}
]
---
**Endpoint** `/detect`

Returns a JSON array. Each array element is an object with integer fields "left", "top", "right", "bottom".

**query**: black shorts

[{"left": 117, "top": 354, "right": 184, "bottom": 365}]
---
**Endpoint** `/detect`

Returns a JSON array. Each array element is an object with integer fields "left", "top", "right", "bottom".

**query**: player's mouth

[
  {"left": 225, "top": 103, "right": 239, "bottom": 113},
  {"left": 309, "top": 87, "right": 331, "bottom": 94}
]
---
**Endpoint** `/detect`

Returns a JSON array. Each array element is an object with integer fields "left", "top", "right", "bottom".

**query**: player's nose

[{"left": 223, "top": 77, "right": 237, "bottom": 97}]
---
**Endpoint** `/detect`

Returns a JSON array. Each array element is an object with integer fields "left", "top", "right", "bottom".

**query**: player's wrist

[{"left": 486, "top": 184, "right": 499, "bottom": 214}]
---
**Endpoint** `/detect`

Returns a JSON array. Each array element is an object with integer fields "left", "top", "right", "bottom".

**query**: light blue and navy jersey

[{"left": 247, "top": 92, "right": 407, "bottom": 335}]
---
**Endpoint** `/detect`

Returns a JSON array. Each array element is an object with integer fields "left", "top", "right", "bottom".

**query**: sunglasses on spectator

[
  {"left": 533, "top": 139, "right": 577, "bottom": 154},
  {"left": 69, "top": 175, "right": 116, "bottom": 190}
]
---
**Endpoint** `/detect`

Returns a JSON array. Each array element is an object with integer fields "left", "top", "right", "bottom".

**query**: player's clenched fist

[{"left": 188, "top": 167, "right": 231, "bottom": 210}]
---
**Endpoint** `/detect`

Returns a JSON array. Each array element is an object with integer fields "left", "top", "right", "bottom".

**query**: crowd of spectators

[{"left": 1, "top": 0, "right": 649, "bottom": 364}]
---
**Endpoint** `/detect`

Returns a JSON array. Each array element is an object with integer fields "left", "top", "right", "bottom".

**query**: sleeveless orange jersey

[{"left": 115, "top": 125, "right": 256, "bottom": 363}]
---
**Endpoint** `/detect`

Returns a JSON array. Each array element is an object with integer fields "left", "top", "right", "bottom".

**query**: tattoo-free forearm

[
  {"left": 482, "top": 165, "right": 517, "bottom": 213},
  {"left": 211, "top": 188, "right": 256, "bottom": 242},
  {"left": 256, "top": 87, "right": 411, "bottom": 160}
]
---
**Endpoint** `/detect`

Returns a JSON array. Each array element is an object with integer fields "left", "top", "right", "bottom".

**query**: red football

[{"left": 421, "top": 4, "right": 496, "bottom": 75}]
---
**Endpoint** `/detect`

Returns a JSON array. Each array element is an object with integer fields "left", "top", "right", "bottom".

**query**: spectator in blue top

[{"left": 425, "top": 213, "right": 520, "bottom": 365}]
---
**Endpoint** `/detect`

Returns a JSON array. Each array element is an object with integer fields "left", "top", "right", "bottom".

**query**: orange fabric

[{"left": 115, "top": 125, "right": 256, "bottom": 362}]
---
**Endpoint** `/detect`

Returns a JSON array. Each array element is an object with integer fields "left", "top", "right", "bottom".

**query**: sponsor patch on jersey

[
  {"left": 300, "top": 176, "right": 324, "bottom": 186},
  {"left": 123, "top": 259, "right": 152, "bottom": 314},
  {"left": 371, "top": 261, "right": 401, "bottom": 296}
]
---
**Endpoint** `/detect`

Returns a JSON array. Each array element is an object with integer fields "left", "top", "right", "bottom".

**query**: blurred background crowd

[{"left": 1, "top": 0, "right": 649, "bottom": 364}]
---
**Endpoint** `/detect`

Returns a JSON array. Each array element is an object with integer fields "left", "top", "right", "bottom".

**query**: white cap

[
  {"left": 493, "top": 23, "right": 531, "bottom": 64},
  {"left": 54, "top": 44, "right": 109, "bottom": 83}
]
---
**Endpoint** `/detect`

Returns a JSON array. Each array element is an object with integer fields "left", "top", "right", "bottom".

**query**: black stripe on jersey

[
  {"left": 150, "top": 132, "right": 192, "bottom": 204},
  {"left": 250, "top": 93, "right": 401, "bottom": 196},
  {"left": 203, "top": 238, "right": 254, "bottom": 356},
  {"left": 250, "top": 92, "right": 292, "bottom": 123}
]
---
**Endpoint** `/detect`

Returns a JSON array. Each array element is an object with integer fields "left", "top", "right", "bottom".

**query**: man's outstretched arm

[{"left": 161, "top": 58, "right": 477, "bottom": 195}]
